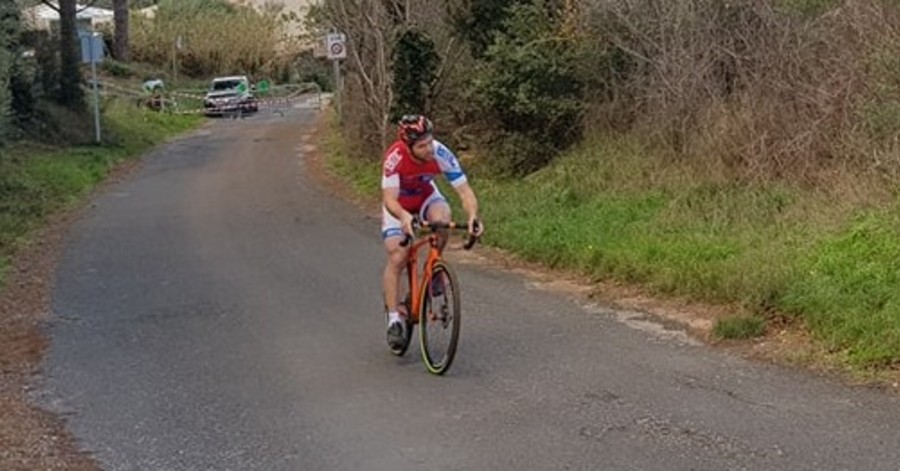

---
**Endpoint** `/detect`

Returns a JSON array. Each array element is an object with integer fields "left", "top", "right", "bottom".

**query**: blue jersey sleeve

[{"left": 434, "top": 140, "right": 467, "bottom": 187}]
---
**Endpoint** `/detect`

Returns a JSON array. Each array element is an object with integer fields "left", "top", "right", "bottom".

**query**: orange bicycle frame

[{"left": 402, "top": 221, "right": 474, "bottom": 323}]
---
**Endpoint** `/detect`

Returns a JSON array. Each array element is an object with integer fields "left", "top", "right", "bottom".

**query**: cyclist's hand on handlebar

[
  {"left": 468, "top": 216, "right": 484, "bottom": 238},
  {"left": 401, "top": 212, "right": 416, "bottom": 238},
  {"left": 463, "top": 217, "right": 483, "bottom": 251},
  {"left": 398, "top": 213, "right": 418, "bottom": 248}
]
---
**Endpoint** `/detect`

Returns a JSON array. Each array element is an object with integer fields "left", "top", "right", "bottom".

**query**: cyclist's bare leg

[
  {"left": 382, "top": 236, "right": 408, "bottom": 315},
  {"left": 383, "top": 235, "right": 411, "bottom": 349},
  {"left": 425, "top": 200, "right": 452, "bottom": 252}
]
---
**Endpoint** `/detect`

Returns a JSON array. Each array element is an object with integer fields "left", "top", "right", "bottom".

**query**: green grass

[
  {"left": 322, "top": 112, "right": 381, "bottom": 197},
  {"left": 472, "top": 140, "right": 827, "bottom": 310},
  {"left": 0, "top": 99, "right": 202, "bottom": 285},
  {"left": 322, "top": 115, "right": 900, "bottom": 368},
  {"left": 713, "top": 315, "right": 768, "bottom": 340},
  {"left": 782, "top": 210, "right": 900, "bottom": 366}
]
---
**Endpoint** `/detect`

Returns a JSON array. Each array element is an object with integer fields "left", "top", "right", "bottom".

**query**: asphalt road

[{"left": 39, "top": 105, "right": 900, "bottom": 470}]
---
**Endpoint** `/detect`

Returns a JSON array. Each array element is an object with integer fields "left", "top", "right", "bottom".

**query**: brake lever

[
  {"left": 398, "top": 217, "right": 421, "bottom": 248},
  {"left": 463, "top": 220, "right": 481, "bottom": 251}
]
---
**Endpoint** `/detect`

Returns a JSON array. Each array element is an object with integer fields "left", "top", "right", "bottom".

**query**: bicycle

[{"left": 388, "top": 219, "right": 479, "bottom": 375}]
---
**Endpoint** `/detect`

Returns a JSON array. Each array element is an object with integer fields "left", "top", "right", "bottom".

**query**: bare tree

[
  {"left": 322, "top": 0, "right": 468, "bottom": 153},
  {"left": 327, "top": 0, "right": 399, "bottom": 152}
]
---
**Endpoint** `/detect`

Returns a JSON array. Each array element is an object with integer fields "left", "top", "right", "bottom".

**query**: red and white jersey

[{"left": 382, "top": 139, "right": 468, "bottom": 212}]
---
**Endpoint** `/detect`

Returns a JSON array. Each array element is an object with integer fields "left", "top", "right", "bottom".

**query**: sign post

[
  {"left": 326, "top": 32, "right": 346, "bottom": 121},
  {"left": 173, "top": 35, "right": 183, "bottom": 84},
  {"left": 80, "top": 31, "right": 104, "bottom": 144}
]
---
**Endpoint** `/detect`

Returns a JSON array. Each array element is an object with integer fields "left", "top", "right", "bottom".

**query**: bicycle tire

[{"left": 419, "top": 261, "right": 461, "bottom": 375}]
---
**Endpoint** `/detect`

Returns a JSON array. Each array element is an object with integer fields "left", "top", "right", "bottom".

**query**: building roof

[{"left": 23, "top": 3, "right": 114, "bottom": 21}]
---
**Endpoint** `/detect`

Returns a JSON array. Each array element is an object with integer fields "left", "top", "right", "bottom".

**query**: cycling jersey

[{"left": 381, "top": 139, "right": 467, "bottom": 212}]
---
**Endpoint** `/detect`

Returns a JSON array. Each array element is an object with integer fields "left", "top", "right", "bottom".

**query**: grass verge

[
  {"left": 713, "top": 315, "right": 768, "bottom": 340},
  {"left": 322, "top": 112, "right": 381, "bottom": 198},
  {"left": 321, "top": 113, "right": 900, "bottom": 369},
  {"left": 0, "top": 99, "right": 203, "bottom": 285}
]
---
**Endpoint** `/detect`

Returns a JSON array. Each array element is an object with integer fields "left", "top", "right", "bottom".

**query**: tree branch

[
  {"left": 432, "top": 39, "right": 464, "bottom": 92},
  {"left": 40, "top": 0, "right": 60, "bottom": 12}
]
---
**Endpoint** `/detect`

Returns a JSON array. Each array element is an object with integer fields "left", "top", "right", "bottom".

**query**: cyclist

[{"left": 381, "top": 115, "right": 484, "bottom": 350}]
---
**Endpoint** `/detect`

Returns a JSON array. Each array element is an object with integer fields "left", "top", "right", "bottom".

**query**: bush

[
  {"left": 581, "top": 0, "right": 900, "bottom": 183},
  {"left": 27, "top": 102, "right": 96, "bottom": 145},
  {"left": 469, "top": 0, "right": 584, "bottom": 176},
  {"left": 0, "top": 46, "right": 11, "bottom": 146},
  {"left": 101, "top": 59, "right": 134, "bottom": 78},
  {"left": 130, "top": 0, "right": 287, "bottom": 78},
  {"left": 447, "top": 0, "right": 531, "bottom": 59},
  {"left": 391, "top": 28, "right": 439, "bottom": 119},
  {"left": 0, "top": 0, "right": 17, "bottom": 146},
  {"left": 293, "top": 50, "right": 333, "bottom": 91},
  {"left": 32, "top": 33, "right": 59, "bottom": 105}
]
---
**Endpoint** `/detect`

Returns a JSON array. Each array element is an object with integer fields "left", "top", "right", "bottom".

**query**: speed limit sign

[{"left": 326, "top": 33, "right": 347, "bottom": 60}]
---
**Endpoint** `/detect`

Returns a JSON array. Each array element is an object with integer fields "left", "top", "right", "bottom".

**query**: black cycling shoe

[{"left": 386, "top": 319, "right": 408, "bottom": 351}]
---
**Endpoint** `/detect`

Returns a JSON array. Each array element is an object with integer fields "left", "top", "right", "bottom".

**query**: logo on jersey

[{"left": 384, "top": 150, "right": 402, "bottom": 174}]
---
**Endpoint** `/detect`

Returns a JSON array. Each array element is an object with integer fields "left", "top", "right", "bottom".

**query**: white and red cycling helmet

[{"left": 397, "top": 114, "right": 433, "bottom": 145}]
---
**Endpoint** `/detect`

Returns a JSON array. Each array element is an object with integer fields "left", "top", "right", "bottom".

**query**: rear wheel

[{"left": 419, "top": 261, "right": 461, "bottom": 375}]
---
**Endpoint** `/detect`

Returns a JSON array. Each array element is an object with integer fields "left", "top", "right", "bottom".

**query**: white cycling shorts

[{"left": 381, "top": 187, "right": 448, "bottom": 240}]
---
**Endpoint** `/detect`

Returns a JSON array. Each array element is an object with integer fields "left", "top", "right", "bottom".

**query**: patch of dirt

[
  {"left": 304, "top": 111, "right": 900, "bottom": 392},
  {"left": 0, "top": 208, "right": 100, "bottom": 470}
]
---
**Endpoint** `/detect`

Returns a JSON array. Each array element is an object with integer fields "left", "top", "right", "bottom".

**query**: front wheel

[{"left": 419, "top": 261, "right": 461, "bottom": 375}]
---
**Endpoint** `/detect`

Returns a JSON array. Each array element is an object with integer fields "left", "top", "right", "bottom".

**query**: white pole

[
  {"left": 172, "top": 37, "right": 178, "bottom": 84},
  {"left": 333, "top": 58, "right": 341, "bottom": 122},
  {"left": 90, "top": 33, "right": 101, "bottom": 143}
]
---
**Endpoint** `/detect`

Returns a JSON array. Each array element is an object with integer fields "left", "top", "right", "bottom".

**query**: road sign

[
  {"left": 79, "top": 33, "right": 104, "bottom": 64},
  {"left": 326, "top": 33, "right": 346, "bottom": 60},
  {"left": 325, "top": 32, "right": 346, "bottom": 122}
]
